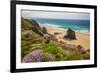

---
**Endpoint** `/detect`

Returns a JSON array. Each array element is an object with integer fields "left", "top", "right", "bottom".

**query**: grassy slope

[{"left": 21, "top": 18, "right": 90, "bottom": 62}]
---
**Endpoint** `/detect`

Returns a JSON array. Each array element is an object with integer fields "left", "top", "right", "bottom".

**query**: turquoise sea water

[{"left": 35, "top": 18, "right": 90, "bottom": 33}]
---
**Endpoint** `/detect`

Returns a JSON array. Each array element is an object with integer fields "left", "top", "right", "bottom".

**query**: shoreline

[
  {"left": 40, "top": 25, "right": 90, "bottom": 50},
  {"left": 40, "top": 24, "right": 90, "bottom": 34}
]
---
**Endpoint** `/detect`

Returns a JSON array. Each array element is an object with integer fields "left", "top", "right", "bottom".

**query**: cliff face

[{"left": 21, "top": 18, "right": 43, "bottom": 36}]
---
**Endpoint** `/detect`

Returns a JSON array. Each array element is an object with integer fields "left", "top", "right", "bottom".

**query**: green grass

[
  {"left": 41, "top": 43, "right": 69, "bottom": 61},
  {"left": 21, "top": 30, "right": 44, "bottom": 58},
  {"left": 41, "top": 43, "right": 60, "bottom": 54},
  {"left": 21, "top": 18, "right": 90, "bottom": 62},
  {"left": 21, "top": 37, "right": 90, "bottom": 61},
  {"left": 22, "top": 19, "right": 33, "bottom": 30}
]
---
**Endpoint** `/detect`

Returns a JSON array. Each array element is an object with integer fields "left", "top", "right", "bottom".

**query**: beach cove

[{"left": 40, "top": 25, "right": 90, "bottom": 50}]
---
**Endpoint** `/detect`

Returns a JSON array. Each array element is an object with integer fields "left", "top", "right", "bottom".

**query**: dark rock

[
  {"left": 54, "top": 32, "right": 61, "bottom": 35},
  {"left": 32, "top": 20, "right": 40, "bottom": 27},
  {"left": 42, "top": 27, "right": 47, "bottom": 34},
  {"left": 77, "top": 45, "right": 86, "bottom": 54},
  {"left": 59, "top": 40, "right": 65, "bottom": 44},
  {"left": 86, "top": 49, "right": 90, "bottom": 52},
  {"left": 64, "top": 28, "right": 76, "bottom": 40},
  {"left": 31, "top": 19, "right": 43, "bottom": 36},
  {"left": 24, "top": 31, "right": 33, "bottom": 38}
]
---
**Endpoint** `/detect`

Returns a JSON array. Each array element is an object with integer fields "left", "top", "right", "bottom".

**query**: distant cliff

[{"left": 21, "top": 18, "right": 44, "bottom": 36}]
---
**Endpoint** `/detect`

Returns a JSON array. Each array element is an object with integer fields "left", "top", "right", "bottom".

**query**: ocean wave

[{"left": 41, "top": 23, "right": 89, "bottom": 33}]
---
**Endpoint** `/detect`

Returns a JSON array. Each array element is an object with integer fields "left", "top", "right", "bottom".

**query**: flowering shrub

[{"left": 22, "top": 49, "right": 44, "bottom": 63}]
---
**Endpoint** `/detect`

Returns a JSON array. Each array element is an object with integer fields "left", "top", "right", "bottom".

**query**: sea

[{"left": 34, "top": 18, "right": 90, "bottom": 33}]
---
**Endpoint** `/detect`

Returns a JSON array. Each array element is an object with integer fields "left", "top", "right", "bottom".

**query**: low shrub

[{"left": 41, "top": 43, "right": 60, "bottom": 55}]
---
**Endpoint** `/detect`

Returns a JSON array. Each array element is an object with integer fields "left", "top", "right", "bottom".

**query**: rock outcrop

[
  {"left": 21, "top": 18, "right": 45, "bottom": 36},
  {"left": 42, "top": 27, "right": 47, "bottom": 34},
  {"left": 77, "top": 45, "right": 86, "bottom": 54},
  {"left": 64, "top": 28, "right": 76, "bottom": 40}
]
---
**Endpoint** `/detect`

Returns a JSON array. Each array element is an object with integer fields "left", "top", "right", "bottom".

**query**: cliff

[{"left": 21, "top": 18, "right": 44, "bottom": 36}]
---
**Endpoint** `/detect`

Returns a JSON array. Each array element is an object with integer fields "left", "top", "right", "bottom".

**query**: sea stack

[{"left": 64, "top": 28, "right": 76, "bottom": 40}]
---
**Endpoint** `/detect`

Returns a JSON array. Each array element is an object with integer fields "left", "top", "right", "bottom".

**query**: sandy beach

[{"left": 41, "top": 25, "right": 90, "bottom": 50}]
